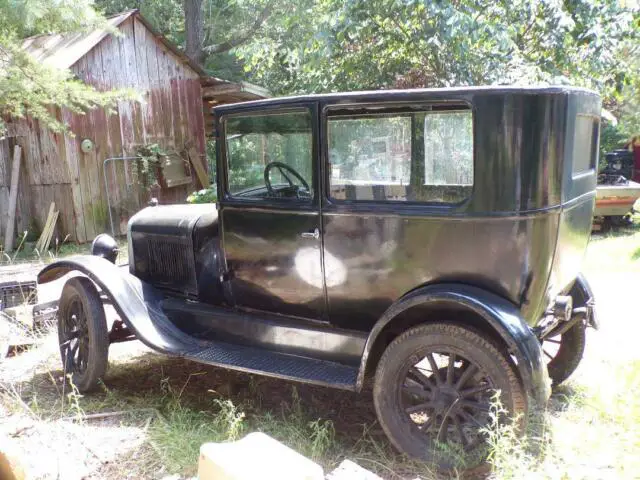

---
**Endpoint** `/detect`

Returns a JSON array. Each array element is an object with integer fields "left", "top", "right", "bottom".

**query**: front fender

[
  {"left": 38, "top": 256, "right": 204, "bottom": 355},
  {"left": 358, "top": 284, "right": 551, "bottom": 407}
]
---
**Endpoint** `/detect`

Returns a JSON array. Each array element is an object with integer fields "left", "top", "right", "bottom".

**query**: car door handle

[{"left": 300, "top": 228, "right": 320, "bottom": 240}]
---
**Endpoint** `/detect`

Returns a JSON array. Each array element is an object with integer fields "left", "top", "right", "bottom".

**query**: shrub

[{"left": 186, "top": 187, "right": 217, "bottom": 204}]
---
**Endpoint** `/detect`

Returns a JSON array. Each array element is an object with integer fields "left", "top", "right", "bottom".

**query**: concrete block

[
  {"left": 0, "top": 449, "right": 26, "bottom": 480},
  {"left": 198, "top": 432, "right": 324, "bottom": 480},
  {"left": 326, "top": 459, "right": 383, "bottom": 480}
]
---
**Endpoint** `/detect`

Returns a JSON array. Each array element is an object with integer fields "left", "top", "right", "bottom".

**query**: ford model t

[{"left": 39, "top": 87, "right": 599, "bottom": 468}]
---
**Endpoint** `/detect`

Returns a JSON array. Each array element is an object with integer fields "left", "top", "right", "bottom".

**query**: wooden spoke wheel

[
  {"left": 542, "top": 321, "right": 586, "bottom": 386},
  {"left": 373, "top": 323, "right": 526, "bottom": 470},
  {"left": 58, "top": 277, "right": 109, "bottom": 392}
]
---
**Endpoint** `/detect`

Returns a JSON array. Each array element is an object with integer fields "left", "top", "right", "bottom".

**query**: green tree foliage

[
  {"left": 0, "top": 0, "right": 134, "bottom": 133},
  {"left": 611, "top": 38, "right": 640, "bottom": 138},
  {"left": 238, "top": 0, "right": 638, "bottom": 98}
]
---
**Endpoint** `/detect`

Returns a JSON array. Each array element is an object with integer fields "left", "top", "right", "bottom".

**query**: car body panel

[
  {"left": 221, "top": 206, "right": 326, "bottom": 319},
  {"left": 215, "top": 87, "right": 599, "bottom": 328}
]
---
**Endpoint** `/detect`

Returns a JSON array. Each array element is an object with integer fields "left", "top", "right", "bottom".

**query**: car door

[
  {"left": 321, "top": 101, "right": 475, "bottom": 330},
  {"left": 218, "top": 104, "right": 326, "bottom": 320}
]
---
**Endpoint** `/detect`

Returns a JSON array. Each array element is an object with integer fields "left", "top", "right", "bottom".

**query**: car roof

[{"left": 213, "top": 85, "right": 599, "bottom": 114}]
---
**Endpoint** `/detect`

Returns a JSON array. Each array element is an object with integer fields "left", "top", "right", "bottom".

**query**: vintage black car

[{"left": 39, "top": 86, "right": 600, "bottom": 468}]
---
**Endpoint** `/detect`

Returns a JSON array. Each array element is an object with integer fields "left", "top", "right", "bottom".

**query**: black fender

[
  {"left": 357, "top": 283, "right": 551, "bottom": 406},
  {"left": 571, "top": 273, "right": 598, "bottom": 330},
  {"left": 38, "top": 256, "right": 207, "bottom": 355}
]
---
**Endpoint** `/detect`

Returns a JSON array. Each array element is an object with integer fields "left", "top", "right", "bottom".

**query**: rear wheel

[
  {"left": 57, "top": 277, "right": 109, "bottom": 392},
  {"left": 542, "top": 321, "right": 586, "bottom": 386},
  {"left": 373, "top": 323, "right": 526, "bottom": 470}
]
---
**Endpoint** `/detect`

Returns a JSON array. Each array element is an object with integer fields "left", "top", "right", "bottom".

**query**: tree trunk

[{"left": 184, "top": 0, "right": 204, "bottom": 64}]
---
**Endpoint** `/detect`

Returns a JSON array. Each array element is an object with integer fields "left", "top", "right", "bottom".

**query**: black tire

[
  {"left": 543, "top": 321, "right": 586, "bottom": 386},
  {"left": 373, "top": 323, "right": 526, "bottom": 469},
  {"left": 57, "top": 277, "right": 109, "bottom": 392}
]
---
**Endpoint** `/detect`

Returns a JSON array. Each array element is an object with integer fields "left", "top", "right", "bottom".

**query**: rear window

[
  {"left": 572, "top": 114, "right": 599, "bottom": 175},
  {"left": 327, "top": 107, "right": 473, "bottom": 203}
]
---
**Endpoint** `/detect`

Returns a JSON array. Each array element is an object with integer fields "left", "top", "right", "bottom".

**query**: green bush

[{"left": 186, "top": 187, "right": 217, "bottom": 204}]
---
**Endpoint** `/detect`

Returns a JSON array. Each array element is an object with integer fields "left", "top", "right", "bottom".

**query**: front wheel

[
  {"left": 373, "top": 323, "right": 526, "bottom": 469},
  {"left": 57, "top": 277, "right": 109, "bottom": 392}
]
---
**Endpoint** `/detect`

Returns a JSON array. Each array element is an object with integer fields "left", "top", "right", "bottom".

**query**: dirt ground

[{"left": 0, "top": 228, "right": 639, "bottom": 479}]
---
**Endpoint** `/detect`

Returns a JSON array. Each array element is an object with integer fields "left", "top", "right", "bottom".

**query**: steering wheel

[{"left": 264, "top": 161, "right": 311, "bottom": 198}]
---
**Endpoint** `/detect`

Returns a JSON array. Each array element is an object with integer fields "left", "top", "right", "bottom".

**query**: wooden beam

[
  {"left": 3, "top": 145, "right": 22, "bottom": 252},
  {"left": 202, "top": 84, "right": 242, "bottom": 99},
  {"left": 187, "top": 146, "right": 210, "bottom": 188}
]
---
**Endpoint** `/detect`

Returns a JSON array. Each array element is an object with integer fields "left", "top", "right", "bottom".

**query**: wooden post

[{"left": 3, "top": 145, "right": 22, "bottom": 252}]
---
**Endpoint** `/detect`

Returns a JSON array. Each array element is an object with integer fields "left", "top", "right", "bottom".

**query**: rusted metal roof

[{"left": 21, "top": 9, "right": 206, "bottom": 77}]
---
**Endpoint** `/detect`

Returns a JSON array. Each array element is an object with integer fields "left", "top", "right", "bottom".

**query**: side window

[
  {"left": 225, "top": 110, "right": 313, "bottom": 200},
  {"left": 424, "top": 111, "right": 473, "bottom": 189},
  {"left": 571, "top": 114, "right": 599, "bottom": 175},
  {"left": 327, "top": 108, "right": 473, "bottom": 203}
]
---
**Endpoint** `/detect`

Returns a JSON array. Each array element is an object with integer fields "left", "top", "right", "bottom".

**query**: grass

[
  {"left": 1, "top": 222, "right": 639, "bottom": 478},
  {"left": 0, "top": 342, "right": 438, "bottom": 479},
  {"left": 481, "top": 361, "right": 640, "bottom": 479}
]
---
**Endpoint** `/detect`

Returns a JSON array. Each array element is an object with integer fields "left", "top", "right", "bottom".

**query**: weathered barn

[{"left": 0, "top": 9, "right": 266, "bottom": 245}]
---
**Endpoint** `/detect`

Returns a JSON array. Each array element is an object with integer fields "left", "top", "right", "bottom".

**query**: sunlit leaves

[{"left": 237, "top": 0, "right": 638, "bottom": 100}]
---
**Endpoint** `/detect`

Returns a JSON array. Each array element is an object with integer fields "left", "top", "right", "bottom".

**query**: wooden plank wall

[
  {"left": 0, "top": 137, "right": 31, "bottom": 243},
  {"left": 60, "top": 16, "right": 206, "bottom": 242},
  {"left": 0, "top": 129, "right": 61, "bottom": 247},
  {"left": 3, "top": 15, "right": 206, "bottom": 245}
]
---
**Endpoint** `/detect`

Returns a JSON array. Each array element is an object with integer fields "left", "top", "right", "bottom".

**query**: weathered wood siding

[
  {"left": 64, "top": 16, "right": 206, "bottom": 241},
  {"left": 2, "top": 16, "right": 206, "bottom": 245},
  {"left": 0, "top": 120, "right": 75, "bottom": 247},
  {"left": 0, "top": 136, "right": 30, "bottom": 242}
]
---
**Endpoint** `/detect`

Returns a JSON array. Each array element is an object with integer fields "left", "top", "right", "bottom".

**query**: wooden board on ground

[
  {"left": 187, "top": 146, "right": 210, "bottom": 188},
  {"left": 3, "top": 146, "right": 22, "bottom": 252},
  {"left": 41, "top": 210, "right": 59, "bottom": 253},
  {"left": 35, "top": 203, "right": 54, "bottom": 252},
  {"left": 35, "top": 203, "right": 58, "bottom": 253}
]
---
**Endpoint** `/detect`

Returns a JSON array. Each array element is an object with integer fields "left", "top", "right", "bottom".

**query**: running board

[
  {"left": 161, "top": 297, "right": 367, "bottom": 365},
  {"left": 182, "top": 340, "right": 358, "bottom": 390}
]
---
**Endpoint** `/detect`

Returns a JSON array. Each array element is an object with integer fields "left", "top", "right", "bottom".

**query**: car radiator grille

[
  {"left": 0, "top": 280, "right": 38, "bottom": 311},
  {"left": 132, "top": 234, "right": 198, "bottom": 296}
]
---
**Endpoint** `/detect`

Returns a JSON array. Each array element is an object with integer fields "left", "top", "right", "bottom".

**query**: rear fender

[
  {"left": 571, "top": 273, "right": 598, "bottom": 330},
  {"left": 358, "top": 283, "right": 551, "bottom": 406},
  {"left": 38, "top": 256, "right": 203, "bottom": 355}
]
